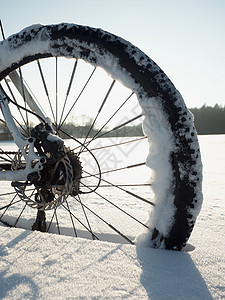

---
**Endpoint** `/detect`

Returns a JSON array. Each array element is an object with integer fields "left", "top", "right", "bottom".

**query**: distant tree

[{"left": 190, "top": 104, "right": 225, "bottom": 134}]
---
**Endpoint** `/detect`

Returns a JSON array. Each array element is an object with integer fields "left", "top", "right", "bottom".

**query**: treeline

[
  {"left": 0, "top": 104, "right": 224, "bottom": 140},
  {"left": 42, "top": 104, "right": 225, "bottom": 136},
  {"left": 190, "top": 104, "right": 225, "bottom": 134},
  {"left": 0, "top": 121, "right": 143, "bottom": 141},
  {"left": 58, "top": 120, "right": 143, "bottom": 139}
]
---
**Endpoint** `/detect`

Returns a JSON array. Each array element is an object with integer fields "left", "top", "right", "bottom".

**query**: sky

[{"left": 0, "top": 0, "right": 225, "bottom": 108}]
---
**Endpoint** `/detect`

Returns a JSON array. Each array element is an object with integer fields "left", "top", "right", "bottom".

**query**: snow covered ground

[{"left": 0, "top": 134, "right": 224, "bottom": 299}]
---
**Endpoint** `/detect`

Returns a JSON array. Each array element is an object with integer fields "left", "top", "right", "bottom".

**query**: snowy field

[{"left": 0, "top": 134, "right": 224, "bottom": 299}]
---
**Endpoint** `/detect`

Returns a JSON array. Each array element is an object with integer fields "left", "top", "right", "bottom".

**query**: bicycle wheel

[{"left": 0, "top": 23, "right": 203, "bottom": 250}]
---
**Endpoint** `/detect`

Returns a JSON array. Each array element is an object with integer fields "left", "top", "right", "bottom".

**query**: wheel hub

[{"left": 13, "top": 124, "right": 82, "bottom": 210}]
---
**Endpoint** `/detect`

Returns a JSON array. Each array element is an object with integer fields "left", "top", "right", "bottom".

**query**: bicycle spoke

[
  {"left": 59, "top": 66, "right": 96, "bottom": 129},
  {"left": 83, "top": 162, "right": 146, "bottom": 178},
  {"left": 0, "top": 19, "right": 5, "bottom": 40},
  {"left": 65, "top": 199, "right": 77, "bottom": 237},
  {"left": 13, "top": 114, "right": 30, "bottom": 136},
  {"left": 14, "top": 203, "right": 27, "bottom": 227},
  {"left": 86, "top": 184, "right": 151, "bottom": 187},
  {"left": 80, "top": 181, "right": 149, "bottom": 227},
  {"left": 87, "top": 92, "right": 134, "bottom": 145},
  {"left": 0, "top": 195, "right": 18, "bottom": 220},
  {"left": 54, "top": 208, "right": 60, "bottom": 235},
  {"left": 0, "top": 191, "right": 18, "bottom": 197},
  {"left": 0, "top": 188, "right": 33, "bottom": 198},
  {"left": 86, "top": 136, "right": 147, "bottom": 152},
  {"left": 98, "top": 114, "right": 143, "bottom": 139},
  {"left": 70, "top": 136, "right": 146, "bottom": 158},
  {"left": 73, "top": 114, "right": 144, "bottom": 155},
  {"left": 81, "top": 169, "right": 154, "bottom": 206},
  {"left": 72, "top": 195, "right": 134, "bottom": 244},
  {"left": 46, "top": 208, "right": 60, "bottom": 234},
  {"left": 59, "top": 59, "right": 78, "bottom": 127},
  {"left": 37, "top": 59, "right": 56, "bottom": 124},
  {"left": 0, "top": 156, "right": 12, "bottom": 164},
  {"left": 79, "top": 80, "right": 116, "bottom": 153},
  {"left": 61, "top": 203, "right": 99, "bottom": 240},
  {"left": 47, "top": 211, "right": 55, "bottom": 233},
  {"left": 55, "top": 57, "right": 58, "bottom": 129},
  {"left": 0, "top": 148, "right": 15, "bottom": 162},
  {"left": 0, "top": 199, "right": 22, "bottom": 213},
  {"left": 77, "top": 192, "right": 96, "bottom": 240},
  {"left": 0, "top": 219, "right": 13, "bottom": 227},
  {"left": 59, "top": 121, "right": 145, "bottom": 156}
]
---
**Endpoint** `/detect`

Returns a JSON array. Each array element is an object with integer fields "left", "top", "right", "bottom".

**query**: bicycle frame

[{"left": 0, "top": 71, "right": 49, "bottom": 181}]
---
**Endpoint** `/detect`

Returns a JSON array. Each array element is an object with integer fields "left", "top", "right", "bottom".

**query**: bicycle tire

[{"left": 0, "top": 23, "right": 203, "bottom": 250}]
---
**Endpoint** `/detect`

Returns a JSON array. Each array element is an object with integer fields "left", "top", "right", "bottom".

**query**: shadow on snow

[
  {"left": 0, "top": 230, "right": 39, "bottom": 299},
  {"left": 136, "top": 246, "right": 213, "bottom": 299}
]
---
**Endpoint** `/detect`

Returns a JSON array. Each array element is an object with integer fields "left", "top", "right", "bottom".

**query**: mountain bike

[{"left": 0, "top": 23, "right": 203, "bottom": 250}]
